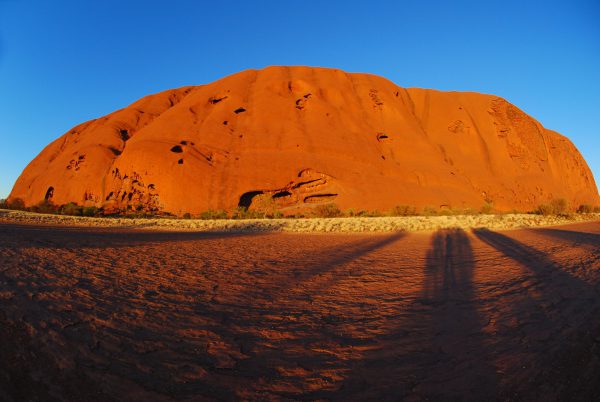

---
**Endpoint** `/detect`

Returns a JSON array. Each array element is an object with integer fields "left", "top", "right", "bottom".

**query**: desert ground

[{"left": 0, "top": 217, "right": 599, "bottom": 401}]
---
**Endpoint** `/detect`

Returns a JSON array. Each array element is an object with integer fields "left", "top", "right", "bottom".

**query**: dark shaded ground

[{"left": 0, "top": 221, "right": 599, "bottom": 401}]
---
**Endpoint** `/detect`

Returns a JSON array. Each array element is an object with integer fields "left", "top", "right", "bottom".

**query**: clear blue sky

[{"left": 1, "top": 0, "right": 599, "bottom": 199}]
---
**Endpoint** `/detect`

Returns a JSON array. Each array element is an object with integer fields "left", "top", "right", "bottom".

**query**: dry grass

[{"left": 2, "top": 208, "right": 599, "bottom": 233}]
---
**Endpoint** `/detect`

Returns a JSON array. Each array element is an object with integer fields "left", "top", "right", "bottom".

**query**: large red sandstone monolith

[{"left": 8, "top": 66, "right": 600, "bottom": 215}]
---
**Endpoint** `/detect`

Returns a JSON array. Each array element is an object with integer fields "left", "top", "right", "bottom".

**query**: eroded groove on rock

[{"left": 304, "top": 193, "right": 338, "bottom": 203}]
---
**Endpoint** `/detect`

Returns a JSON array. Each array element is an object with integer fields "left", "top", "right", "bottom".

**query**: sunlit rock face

[{"left": 9, "top": 66, "right": 599, "bottom": 214}]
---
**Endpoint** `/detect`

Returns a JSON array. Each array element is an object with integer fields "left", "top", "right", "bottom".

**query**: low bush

[
  {"left": 390, "top": 205, "right": 418, "bottom": 216},
  {"left": 123, "top": 212, "right": 155, "bottom": 219},
  {"left": 231, "top": 207, "right": 264, "bottom": 220},
  {"left": 421, "top": 206, "right": 438, "bottom": 216},
  {"left": 269, "top": 211, "right": 284, "bottom": 219},
  {"left": 60, "top": 202, "right": 83, "bottom": 216},
  {"left": 31, "top": 200, "right": 57, "bottom": 214},
  {"left": 82, "top": 206, "right": 100, "bottom": 217},
  {"left": 354, "top": 209, "right": 384, "bottom": 217},
  {"left": 4, "top": 198, "right": 26, "bottom": 211},
  {"left": 313, "top": 203, "right": 343, "bottom": 218},
  {"left": 480, "top": 202, "right": 494, "bottom": 214},
  {"left": 535, "top": 198, "right": 567, "bottom": 216},
  {"left": 577, "top": 204, "right": 594, "bottom": 214},
  {"left": 58, "top": 203, "right": 99, "bottom": 217},
  {"left": 198, "top": 209, "right": 229, "bottom": 219}
]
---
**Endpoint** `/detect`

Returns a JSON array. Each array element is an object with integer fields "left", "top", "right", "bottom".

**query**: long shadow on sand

[
  {"left": 530, "top": 227, "right": 600, "bottom": 248},
  {"left": 0, "top": 222, "right": 276, "bottom": 250},
  {"left": 305, "top": 228, "right": 497, "bottom": 401},
  {"left": 195, "top": 232, "right": 408, "bottom": 395},
  {"left": 4, "top": 224, "right": 600, "bottom": 400},
  {"left": 472, "top": 228, "right": 600, "bottom": 400},
  {"left": 0, "top": 227, "right": 407, "bottom": 400},
  {"left": 227, "top": 231, "right": 406, "bottom": 301},
  {"left": 417, "top": 228, "right": 497, "bottom": 399},
  {"left": 472, "top": 228, "right": 596, "bottom": 291}
]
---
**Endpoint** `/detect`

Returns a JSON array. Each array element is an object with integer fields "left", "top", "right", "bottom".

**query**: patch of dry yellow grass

[{"left": 1, "top": 209, "right": 599, "bottom": 232}]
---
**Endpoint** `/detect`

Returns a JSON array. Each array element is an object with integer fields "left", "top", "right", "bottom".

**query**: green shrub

[
  {"left": 182, "top": 212, "right": 192, "bottom": 219},
  {"left": 231, "top": 207, "right": 255, "bottom": 220},
  {"left": 552, "top": 198, "right": 568, "bottom": 215},
  {"left": 535, "top": 204, "right": 552, "bottom": 216},
  {"left": 32, "top": 200, "right": 57, "bottom": 214},
  {"left": 480, "top": 202, "right": 494, "bottom": 214},
  {"left": 421, "top": 206, "right": 438, "bottom": 216},
  {"left": 82, "top": 206, "right": 99, "bottom": 217},
  {"left": 217, "top": 209, "right": 231, "bottom": 219},
  {"left": 231, "top": 207, "right": 247, "bottom": 219},
  {"left": 123, "top": 212, "right": 153, "bottom": 219},
  {"left": 199, "top": 209, "right": 229, "bottom": 219},
  {"left": 577, "top": 204, "right": 593, "bottom": 214},
  {"left": 5, "top": 198, "right": 26, "bottom": 211},
  {"left": 313, "top": 203, "right": 342, "bottom": 218},
  {"left": 354, "top": 209, "right": 384, "bottom": 217},
  {"left": 390, "top": 205, "right": 418, "bottom": 216},
  {"left": 535, "top": 198, "right": 567, "bottom": 216},
  {"left": 60, "top": 202, "right": 83, "bottom": 216}
]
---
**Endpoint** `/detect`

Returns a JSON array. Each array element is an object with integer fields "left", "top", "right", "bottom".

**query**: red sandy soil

[{"left": 0, "top": 221, "right": 599, "bottom": 401}]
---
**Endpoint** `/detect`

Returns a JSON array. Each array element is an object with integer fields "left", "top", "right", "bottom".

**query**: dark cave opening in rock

[
  {"left": 238, "top": 191, "right": 264, "bottom": 209},
  {"left": 272, "top": 191, "right": 292, "bottom": 199},
  {"left": 44, "top": 186, "right": 54, "bottom": 201}
]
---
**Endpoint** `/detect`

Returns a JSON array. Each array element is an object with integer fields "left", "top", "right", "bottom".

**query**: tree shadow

[
  {"left": 189, "top": 232, "right": 408, "bottom": 392},
  {"left": 472, "top": 228, "right": 596, "bottom": 291},
  {"left": 303, "top": 228, "right": 497, "bottom": 400},
  {"left": 0, "top": 222, "right": 277, "bottom": 250},
  {"left": 472, "top": 228, "right": 600, "bottom": 400},
  {"left": 6, "top": 224, "right": 598, "bottom": 399},
  {"left": 0, "top": 224, "right": 408, "bottom": 400},
  {"left": 530, "top": 228, "right": 600, "bottom": 248},
  {"left": 227, "top": 231, "right": 406, "bottom": 301}
]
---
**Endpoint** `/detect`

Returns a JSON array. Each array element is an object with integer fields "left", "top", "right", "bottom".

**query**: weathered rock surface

[{"left": 9, "top": 66, "right": 599, "bottom": 214}]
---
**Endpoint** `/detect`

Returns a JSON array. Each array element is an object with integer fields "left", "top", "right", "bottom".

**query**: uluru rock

[{"left": 8, "top": 66, "right": 600, "bottom": 215}]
